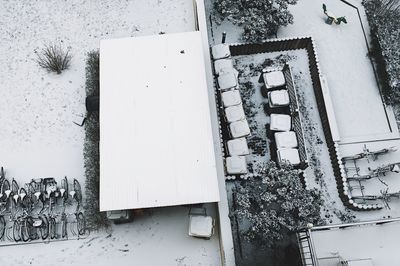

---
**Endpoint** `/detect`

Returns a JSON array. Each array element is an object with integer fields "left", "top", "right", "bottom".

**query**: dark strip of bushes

[{"left": 83, "top": 51, "right": 110, "bottom": 230}]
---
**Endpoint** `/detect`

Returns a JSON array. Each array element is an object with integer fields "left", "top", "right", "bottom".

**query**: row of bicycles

[{"left": 0, "top": 167, "right": 89, "bottom": 243}]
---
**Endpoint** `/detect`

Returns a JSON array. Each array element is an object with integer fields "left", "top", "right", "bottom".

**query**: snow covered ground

[
  {"left": 0, "top": 205, "right": 221, "bottom": 266},
  {"left": 279, "top": 0, "right": 399, "bottom": 144},
  {"left": 0, "top": 1, "right": 224, "bottom": 265},
  {"left": 0, "top": 0, "right": 195, "bottom": 185}
]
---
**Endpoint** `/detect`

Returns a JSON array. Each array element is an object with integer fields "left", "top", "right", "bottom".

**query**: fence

[
  {"left": 229, "top": 37, "right": 357, "bottom": 208},
  {"left": 297, "top": 230, "right": 318, "bottom": 266}
]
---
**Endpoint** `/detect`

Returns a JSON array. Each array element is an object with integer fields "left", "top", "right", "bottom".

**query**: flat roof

[
  {"left": 309, "top": 219, "right": 400, "bottom": 265},
  {"left": 99, "top": 31, "right": 220, "bottom": 211}
]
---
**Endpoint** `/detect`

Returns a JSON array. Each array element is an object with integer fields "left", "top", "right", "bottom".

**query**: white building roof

[
  {"left": 99, "top": 31, "right": 220, "bottom": 211},
  {"left": 308, "top": 219, "right": 400, "bottom": 266}
]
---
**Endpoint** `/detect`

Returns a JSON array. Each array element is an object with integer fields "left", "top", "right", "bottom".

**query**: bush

[
  {"left": 214, "top": 0, "right": 298, "bottom": 42},
  {"left": 83, "top": 51, "right": 109, "bottom": 230},
  {"left": 233, "top": 161, "right": 322, "bottom": 247},
  {"left": 363, "top": 0, "right": 400, "bottom": 103},
  {"left": 36, "top": 44, "right": 72, "bottom": 74}
]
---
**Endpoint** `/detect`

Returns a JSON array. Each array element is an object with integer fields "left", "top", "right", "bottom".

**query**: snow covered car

[{"left": 107, "top": 209, "right": 134, "bottom": 224}]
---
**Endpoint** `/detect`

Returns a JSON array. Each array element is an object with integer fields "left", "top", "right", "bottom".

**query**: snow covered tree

[
  {"left": 233, "top": 161, "right": 322, "bottom": 247},
  {"left": 214, "top": 0, "right": 298, "bottom": 42},
  {"left": 363, "top": 0, "right": 400, "bottom": 103}
]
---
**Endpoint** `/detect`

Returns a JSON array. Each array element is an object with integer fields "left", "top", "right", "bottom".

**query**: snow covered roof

[
  {"left": 262, "top": 70, "right": 286, "bottom": 89},
  {"left": 274, "top": 131, "right": 298, "bottom": 149},
  {"left": 211, "top": 44, "right": 231, "bottom": 60},
  {"left": 225, "top": 104, "right": 245, "bottom": 123},
  {"left": 217, "top": 71, "right": 238, "bottom": 90},
  {"left": 229, "top": 120, "right": 251, "bottom": 138},
  {"left": 221, "top": 90, "right": 242, "bottom": 107},
  {"left": 270, "top": 113, "right": 292, "bottom": 131},
  {"left": 226, "top": 138, "right": 249, "bottom": 156},
  {"left": 225, "top": 156, "right": 247, "bottom": 175},
  {"left": 277, "top": 148, "right": 300, "bottom": 166},
  {"left": 307, "top": 218, "right": 400, "bottom": 266},
  {"left": 99, "top": 31, "right": 220, "bottom": 211},
  {"left": 189, "top": 215, "right": 214, "bottom": 238},
  {"left": 214, "top": 59, "right": 234, "bottom": 75},
  {"left": 268, "top": 90, "right": 290, "bottom": 107}
]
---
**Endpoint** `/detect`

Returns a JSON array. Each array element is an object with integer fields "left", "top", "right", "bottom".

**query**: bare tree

[{"left": 36, "top": 44, "right": 72, "bottom": 74}]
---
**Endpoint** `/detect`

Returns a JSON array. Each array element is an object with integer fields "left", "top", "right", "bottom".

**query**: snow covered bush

[
  {"left": 363, "top": 0, "right": 400, "bottom": 103},
  {"left": 83, "top": 51, "right": 109, "bottom": 230},
  {"left": 233, "top": 161, "right": 322, "bottom": 247},
  {"left": 214, "top": 0, "right": 298, "bottom": 42},
  {"left": 36, "top": 44, "right": 71, "bottom": 74}
]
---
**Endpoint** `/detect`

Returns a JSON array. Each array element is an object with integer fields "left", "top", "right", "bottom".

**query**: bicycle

[
  {"left": 59, "top": 210, "right": 88, "bottom": 239},
  {"left": 69, "top": 179, "right": 82, "bottom": 211},
  {"left": 29, "top": 178, "right": 59, "bottom": 214},
  {"left": 59, "top": 176, "right": 69, "bottom": 205},
  {"left": 12, "top": 215, "right": 31, "bottom": 242},
  {"left": 24, "top": 215, "right": 49, "bottom": 241},
  {"left": 74, "top": 211, "right": 87, "bottom": 237},
  {"left": 0, "top": 179, "right": 11, "bottom": 212},
  {"left": 0, "top": 215, "right": 5, "bottom": 240}
]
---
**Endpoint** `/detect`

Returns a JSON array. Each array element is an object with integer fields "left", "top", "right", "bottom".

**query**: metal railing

[
  {"left": 297, "top": 230, "right": 318, "bottom": 266},
  {"left": 283, "top": 64, "right": 308, "bottom": 168}
]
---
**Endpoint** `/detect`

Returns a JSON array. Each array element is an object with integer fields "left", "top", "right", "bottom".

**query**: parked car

[{"left": 107, "top": 209, "right": 134, "bottom": 224}]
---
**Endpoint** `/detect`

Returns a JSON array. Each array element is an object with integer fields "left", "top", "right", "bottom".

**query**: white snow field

[{"left": 0, "top": 1, "right": 225, "bottom": 265}]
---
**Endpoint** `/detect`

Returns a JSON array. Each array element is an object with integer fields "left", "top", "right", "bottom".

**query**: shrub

[
  {"left": 363, "top": 0, "right": 400, "bottom": 103},
  {"left": 83, "top": 51, "right": 109, "bottom": 230},
  {"left": 36, "top": 44, "right": 72, "bottom": 74},
  {"left": 233, "top": 161, "right": 323, "bottom": 247},
  {"left": 214, "top": 0, "right": 298, "bottom": 42}
]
